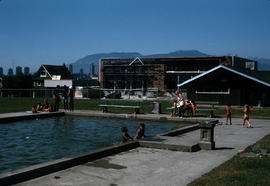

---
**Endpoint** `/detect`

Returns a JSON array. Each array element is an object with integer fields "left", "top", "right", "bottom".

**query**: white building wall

[{"left": 44, "top": 80, "right": 72, "bottom": 87}]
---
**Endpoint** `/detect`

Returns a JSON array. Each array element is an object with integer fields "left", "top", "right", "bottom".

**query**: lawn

[
  {"left": 0, "top": 98, "right": 172, "bottom": 114},
  {"left": 188, "top": 134, "right": 270, "bottom": 186},
  {"left": 0, "top": 97, "right": 270, "bottom": 119}
]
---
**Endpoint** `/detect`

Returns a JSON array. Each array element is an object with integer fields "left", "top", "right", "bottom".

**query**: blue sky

[{"left": 0, "top": 0, "right": 270, "bottom": 72}]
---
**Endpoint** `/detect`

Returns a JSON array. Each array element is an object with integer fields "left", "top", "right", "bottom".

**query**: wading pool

[{"left": 0, "top": 116, "right": 187, "bottom": 174}]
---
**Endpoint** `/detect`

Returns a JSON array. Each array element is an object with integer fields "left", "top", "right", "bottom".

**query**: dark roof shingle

[{"left": 43, "top": 65, "right": 73, "bottom": 79}]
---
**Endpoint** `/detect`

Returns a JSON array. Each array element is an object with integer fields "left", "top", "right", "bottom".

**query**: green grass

[
  {"left": 0, "top": 97, "right": 270, "bottom": 119},
  {"left": 0, "top": 98, "right": 173, "bottom": 114},
  {"left": 188, "top": 134, "right": 270, "bottom": 186}
]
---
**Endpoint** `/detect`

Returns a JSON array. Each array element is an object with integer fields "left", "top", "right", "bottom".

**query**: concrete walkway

[{"left": 17, "top": 117, "right": 270, "bottom": 186}]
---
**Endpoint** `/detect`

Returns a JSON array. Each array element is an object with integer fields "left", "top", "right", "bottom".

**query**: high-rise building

[
  {"left": 8, "top": 68, "right": 13, "bottom": 76},
  {"left": 90, "top": 63, "right": 95, "bottom": 76},
  {"left": 79, "top": 68, "right": 84, "bottom": 79},
  {"left": 0, "top": 67, "right": 3, "bottom": 77},
  {"left": 24, "top": 67, "right": 30, "bottom": 75},
  {"left": 68, "top": 64, "right": 73, "bottom": 74},
  {"left": 16, "top": 66, "right": 22, "bottom": 75}
]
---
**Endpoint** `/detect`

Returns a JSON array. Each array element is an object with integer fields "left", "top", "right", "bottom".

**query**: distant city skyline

[{"left": 0, "top": 0, "right": 270, "bottom": 72}]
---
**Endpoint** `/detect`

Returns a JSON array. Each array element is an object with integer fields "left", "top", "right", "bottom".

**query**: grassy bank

[
  {"left": 0, "top": 97, "right": 270, "bottom": 119},
  {"left": 188, "top": 134, "right": 270, "bottom": 186}
]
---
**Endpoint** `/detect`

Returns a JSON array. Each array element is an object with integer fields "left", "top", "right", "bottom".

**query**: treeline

[{"left": 2, "top": 74, "right": 34, "bottom": 89}]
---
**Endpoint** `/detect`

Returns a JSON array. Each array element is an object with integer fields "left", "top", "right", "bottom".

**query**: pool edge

[{"left": 0, "top": 141, "right": 139, "bottom": 186}]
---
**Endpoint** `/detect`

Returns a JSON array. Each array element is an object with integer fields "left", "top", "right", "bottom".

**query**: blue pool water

[{"left": 0, "top": 116, "right": 185, "bottom": 174}]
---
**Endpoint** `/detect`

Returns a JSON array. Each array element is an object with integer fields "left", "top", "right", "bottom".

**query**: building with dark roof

[
  {"left": 177, "top": 65, "right": 270, "bottom": 106},
  {"left": 99, "top": 56, "right": 257, "bottom": 90},
  {"left": 34, "top": 65, "right": 73, "bottom": 87}
]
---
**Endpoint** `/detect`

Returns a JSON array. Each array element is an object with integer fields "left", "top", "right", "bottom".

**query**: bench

[
  {"left": 99, "top": 104, "right": 141, "bottom": 114},
  {"left": 196, "top": 101, "right": 219, "bottom": 107},
  {"left": 196, "top": 101, "right": 219, "bottom": 118}
]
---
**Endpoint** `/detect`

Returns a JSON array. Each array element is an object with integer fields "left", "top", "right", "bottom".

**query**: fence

[{"left": 0, "top": 88, "right": 179, "bottom": 100}]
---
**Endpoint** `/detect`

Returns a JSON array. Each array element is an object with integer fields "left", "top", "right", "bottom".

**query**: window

[
  {"left": 52, "top": 75, "right": 61, "bottom": 80},
  {"left": 245, "top": 61, "right": 255, "bottom": 70},
  {"left": 195, "top": 88, "right": 230, "bottom": 95},
  {"left": 40, "top": 70, "right": 46, "bottom": 77}
]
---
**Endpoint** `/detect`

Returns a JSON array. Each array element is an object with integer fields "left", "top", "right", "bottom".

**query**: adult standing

[
  {"left": 67, "top": 86, "right": 74, "bottom": 112},
  {"left": 175, "top": 90, "right": 185, "bottom": 118},
  {"left": 62, "top": 85, "right": 68, "bottom": 111},
  {"left": 52, "top": 85, "right": 60, "bottom": 111}
]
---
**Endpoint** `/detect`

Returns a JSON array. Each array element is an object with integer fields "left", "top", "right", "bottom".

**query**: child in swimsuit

[
  {"left": 242, "top": 104, "right": 252, "bottom": 128},
  {"left": 225, "top": 104, "right": 232, "bottom": 125},
  {"left": 121, "top": 127, "right": 133, "bottom": 143},
  {"left": 32, "top": 105, "right": 37, "bottom": 113},
  {"left": 191, "top": 101, "right": 196, "bottom": 117},
  {"left": 134, "top": 123, "right": 145, "bottom": 140},
  {"left": 171, "top": 100, "right": 177, "bottom": 117}
]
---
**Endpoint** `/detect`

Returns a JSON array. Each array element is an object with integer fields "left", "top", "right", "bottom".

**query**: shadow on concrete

[{"left": 214, "top": 147, "right": 234, "bottom": 150}]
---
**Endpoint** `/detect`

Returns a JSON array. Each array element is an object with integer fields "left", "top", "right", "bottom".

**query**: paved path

[{"left": 17, "top": 117, "right": 270, "bottom": 186}]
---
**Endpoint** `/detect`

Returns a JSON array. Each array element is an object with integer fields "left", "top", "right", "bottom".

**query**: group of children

[
  {"left": 171, "top": 91, "right": 197, "bottom": 118},
  {"left": 172, "top": 90, "right": 253, "bottom": 128},
  {"left": 121, "top": 123, "right": 145, "bottom": 143},
  {"left": 225, "top": 104, "right": 252, "bottom": 128},
  {"left": 32, "top": 99, "right": 53, "bottom": 113}
]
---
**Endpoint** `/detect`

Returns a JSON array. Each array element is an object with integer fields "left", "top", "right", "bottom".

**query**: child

[
  {"left": 36, "top": 102, "right": 43, "bottom": 112},
  {"left": 225, "top": 104, "right": 232, "bottom": 125},
  {"left": 134, "top": 123, "right": 145, "bottom": 140},
  {"left": 191, "top": 101, "right": 197, "bottom": 117},
  {"left": 32, "top": 105, "right": 37, "bottom": 113},
  {"left": 171, "top": 100, "right": 177, "bottom": 117},
  {"left": 43, "top": 99, "right": 50, "bottom": 112},
  {"left": 48, "top": 104, "right": 53, "bottom": 112},
  {"left": 185, "top": 99, "right": 193, "bottom": 117},
  {"left": 242, "top": 104, "right": 252, "bottom": 128},
  {"left": 121, "top": 127, "right": 133, "bottom": 143}
]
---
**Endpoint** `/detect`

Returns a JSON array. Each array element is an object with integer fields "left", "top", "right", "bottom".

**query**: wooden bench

[
  {"left": 196, "top": 101, "right": 219, "bottom": 118},
  {"left": 99, "top": 104, "right": 141, "bottom": 114}
]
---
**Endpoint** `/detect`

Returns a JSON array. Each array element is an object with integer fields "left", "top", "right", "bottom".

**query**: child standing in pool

[
  {"left": 121, "top": 127, "right": 133, "bottom": 143},
  {"left": 242, "top": 104, "right": 252, "bottom": 128},
  {"left": 134, "top": 123, "right": 145, "bottom": 140}
]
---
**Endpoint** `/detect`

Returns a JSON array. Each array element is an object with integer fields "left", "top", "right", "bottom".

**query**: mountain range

[{"left": 71, "top": 50, "right": 270, "bottom": 73}]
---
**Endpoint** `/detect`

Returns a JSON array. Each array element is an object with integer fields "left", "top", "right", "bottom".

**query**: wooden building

[
  {"left": 177, "top": 65, "right": 270, "bottom": 106},
  {"left": 99, "top": 56, "right": 257, "bottom": 91},
  {"left": 34, "top": 65, "right": 73, "bottom": 88}
]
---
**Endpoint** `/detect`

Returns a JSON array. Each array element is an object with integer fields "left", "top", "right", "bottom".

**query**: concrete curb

[
  {"left": 0, "top": 141, "right": 139, "bottom": 186},
  {"left": 0, "top": 111, "right": 210, "bottom": 185},
  {"left": 140, "top": 141, "right": 200, "bottom": 152},
  {"left": 0, "top": 123, "right": 203, "bottom": 185},
  {"left": 65, "top": 111, "right": 210, "bottom": 123},
  {"left": 159, "top": 124, "right": 200, "bottom": 136}
]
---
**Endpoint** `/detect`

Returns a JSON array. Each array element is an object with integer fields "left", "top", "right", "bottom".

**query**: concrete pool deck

[
  {"left": 65, "top": 109, "right": 212, "bottom": 123},
  {"left": 13, "top": 117, "right": 270, "bottom": 186},
  {"left": 0, "top": 111, "right": 65, "bottom": 123}
]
